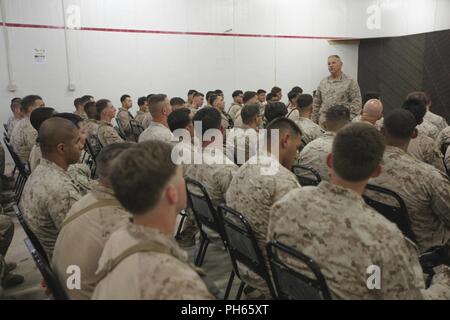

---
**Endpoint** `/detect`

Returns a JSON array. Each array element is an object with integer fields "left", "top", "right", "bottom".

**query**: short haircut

[
  {"left": 80, "top": 95, "right": 92, "bottom": 106},
  {"left": 328, "top": 54, "right": 341, "bottom": 60},
  {"left": 297, "top": 94, "right": 313, "bottom": 109},
  {"left": 54, "top": 113, "right": 83, "bottom": 128},
  {"left": 96, "top": 143, "right": 133, "bottom": 180},
  {"left": 266, "top": 93, "right": 275, "bottom": 102},
  {"left": 208, "top": 94, "right": 220, "bottom": 106},
  {"left": 205, "top": 91, "right": 214, "bottom": 102},
  {"left": 266, "top": 117, "right": 302, "bottom": 144},
  {"left": 264, "top": 102, "right": 288, "bottom": 123},
  {"left": 188, "top": 89, "right": 197, "bottom": 96},
  {"left": 325, "top": 105, "right": 350, "bottom": 123},
  {"left": 232, "top": 90, "right": 243, "bottom": 98},
  {"left": 11, "top": 97, "right": 21, "bottom": 104},
  {"left": 214, "top": 89, "right": 223, "bottom": 95},
  {"left": 363, "top": 91, "right": 381, "bottom": 106},
  {"left": 193, "top": 92, "right": 204, "bottom": 98},
  {"left": 137, "top": 96, "right": 147, "bottom": 107},
  {"left": 146, "top": 94, "right": 154, "bottom": 101},
  {"left": 332, "top": 122, "right": 385, "bottom": 182},
  {"left": 271, "top": 86, "right": 282, "bottom": 94},
  {"left": 401, "top": 98, "right": 426, "bottom": 125},
  {"left": 257, "top": 89, "right": 266, "bottom": 95},
  {"left": 74, "top": 98, "right": 83, "bottom": 107},
  {"left": 243, "top": 91, "right": 257, "bottom": 104},
  {"left": 240, "top": 104, "right": 260, "bottom": 125},
  {"left": 192, "top": 107, "right": 221, "bottom": 136},
  {"left": 170, "top": 97, "right": 185, "bottom": 107},
  {"left": 10, "top": 101, "right": 21, "bottom": 112},
  {"left": 30, "top": 107, "right": 57, "bottom": 131},
  {"left": 287, "top": 90, "right": 298, "bottom": 102},
  {"left": 148, "top": 94, "right": 168, "bottom": 117},
  {"left": 291, "top": 86, "right": 303, "bottom": 94},
  {"left": 168, "top": 108, "right": 191, "bottom": 132},
  {"left": 21, "top": 95, "right": 43, "bottom": 113},
  {"left": 96, "top": 99, "right": 111, "bottom": 116},
  {"left": 84, "top": 101, "right": 97, "bottom": 119},
  {"left": 120, "top": 94, "right": 130, "bottom": 103},
  {"left": 406, "top": 92, "right": 428, "bottom": 108},
  {"left": 384, "top": 109, "right": 417, "bottom": 139},
  {"left": 39, "top": 117, "right": 78, "bottom": 155},
  {"left": 110, "top": 140, "right": 177, "bottom": 215}
]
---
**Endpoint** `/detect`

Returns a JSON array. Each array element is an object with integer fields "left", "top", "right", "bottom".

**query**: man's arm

[
  {"left": 312, "top": 86, "right": 322, "bottom": 124},
  {"left": 347, "top": 79, "right": 362, "bottom": 120}
]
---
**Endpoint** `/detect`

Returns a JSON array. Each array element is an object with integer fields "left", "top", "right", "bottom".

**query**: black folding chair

[
  {"left": 267, "top": 240, "right": 331, "bottom": 300},
  {"left": 441, "top": 142, "right": 450, "bottom": 174},
  {"left": 174, "top": 209, "right": 188, "bottom": 240},
  {"left": 3, "top": 123, "right": 8, "bottom": 133},
  {"left": 3, "top": 137, "right": 30, "bottom": 203},
  {"left": 24, "top": 238, "right": 69, "bottom": 300},
  {"left": 185, "top": 177, "right": 225, "bottom": 267},
  {"left": 218, "top": 204, "right": 275, "bottom": 300},
  {"left": 292, "top": 164, "right": 322, "bottom": 186},
  {"left": 130, "top": 120, "right": 144, "bottom": 141},
  {"left": 362, "top": 184, "right": 415, "bottom": 242},
  {"left": 13, "top": 204, "right": 50, "bottom": 266},
  {"left": 84, "top": 135, "right": 103, "bottom": 178}
]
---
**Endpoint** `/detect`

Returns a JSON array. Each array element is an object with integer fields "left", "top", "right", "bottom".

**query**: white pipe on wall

[
  {"left": 0, "top": 0, "right": 17, "bottom": 92},
  {"left": 61, "top": 0, "right": 76, "bottom": 91}
]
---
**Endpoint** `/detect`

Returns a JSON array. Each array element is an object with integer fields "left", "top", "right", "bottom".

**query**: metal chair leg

[
  {"left": 194, "top": 237, "right": 206, "bottom": 266},
  {"left": 198, "top": 239, "right": 210, "bottom": 266},
  {"left": 175, "top": 212, "right": 187, "bottom": 240},
  {"left": 223, "top": 270, "right": 235, "bottom": 300},
  {"left": 235, "top": 281, "right": 245, "bottom": 300}
]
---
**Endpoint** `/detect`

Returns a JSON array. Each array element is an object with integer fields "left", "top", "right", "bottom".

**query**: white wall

[{"left": 0, "top": 0, "right": 448, "bottom": 126}]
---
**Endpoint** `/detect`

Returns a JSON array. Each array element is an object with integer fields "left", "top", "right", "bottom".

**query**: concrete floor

[{"left": 2, "top": 213, "right": 241, "bottom": 300}]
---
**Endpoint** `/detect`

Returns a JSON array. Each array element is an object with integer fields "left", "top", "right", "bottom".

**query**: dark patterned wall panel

[{"left": 358, "top": 29, "right": 450, "bottom": 122}]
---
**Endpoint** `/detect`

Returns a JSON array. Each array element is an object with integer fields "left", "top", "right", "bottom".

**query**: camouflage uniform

[
  {"left": 185, "top": 145, "right": 237, "bottom": 208},
  {"left": 424, "top": 111, "right": 447, "bottom": 133},
  {"left": 81, "top": 119, "right": 100, "bottom": 139},
  {"left": 269, "top": 181, "right": 450, "bottom": 299},
  {"left": 221, "top": 111, "right": 234, "bottom": 130},
  {"left": 312, "top": 73, "right": 362, "bottom": 125},
  {"left": 407, "top": 132, "right": 446, "bottom": 173},
  {"left": 74, "top": 111, "right": 88, "bottom": 120},
  {"left": 225, "top": 153, "right": 300, "bottom": 291},
  {"left": 225, "top": 126, "right": 259, "bottom": 165},
  {"left": 20, "top": 158, "right": 86, "bottom": 257},
  {"left": 297, "top": 131, "right": 335, "bottom": 181},
  {"left": 294, "top": 118, "right": 324, "bottom": 145},
  {"left": 228, "top": 103, "right": 242, "bottom": 121},
  {"left": 286, "top": 107, "right": 300, "bottom": 122},
  {"left": 436, "top": 126, "right": 450, "bottom": 152},
  {"left": 6, "top": 116, "right": 21, "bottom": 137},
  {"left": 134, "top": 110, "right": 151, "bottom": 128},
  {"left": 116, "top": 107, "right": 134, "bottom": 140},
  {"left": 52, "top": 184, "right": 130, "bottom": 300},
  {"left": 138, "top": 121, "right": 173, "bottom": 144},
  {"left": 91, "top": 223, "right": 213, "bottom": 299},
  {"left": 10, "top": 117, "right": 37, "bottom": 163},
  {"left": 97, "top": 121, "right": 124, "bottom": 146},
  {"left": 29, "top": 143, "right": 94, "bottom": 193},
  {"left": 417, "top": 119, "right": 440, "bottom": 140},
  {"left": 445, "top": 147, "right": 450, "bottom": 172},
  {"left": 352, "top": 115, "right": 384, "bottom": 130},
  {"left": 369, "top": 145, "right": 450, "bottom": 252}
]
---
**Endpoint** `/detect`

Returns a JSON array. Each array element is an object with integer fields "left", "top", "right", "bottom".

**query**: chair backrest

[
  {"left": 3, "top": 123, "right": 8, "bottom": 133},
  {"left": 3, "top": 137, "right": 28, "bottom": 174},
  {"left": 441, "top": 142, "right": 450, "bottom": 157},
  {"left": 13, "top": 204, "right": 50, "bottom": 266},
  {"left": 185, "top": 177, "right": 223, "bottom": 236},
  {"left": 85, "top": 135, "right": 103, "bottom": 162},
  {"left": 24, "top": 238, "right": 69, "bottom": 300},
  {"left": 130, "top": 120, "right": 144, "bottom": 141},
  {"left": 292, "top": 164, "right": 322, "bottom": 186},
  {"left": 218, "top": 204, "right": 275, "bottom": 297},
  {"left": 3, "top": 131, "right": 10, "bottom": 143},
  {"left": 267, "top": 240, "right": 331, "bottom": 300},
  {"left": 362, "top": 184, "right": 416, "bottom": 242}
]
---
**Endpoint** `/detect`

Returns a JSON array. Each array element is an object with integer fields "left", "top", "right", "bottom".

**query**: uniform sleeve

[
  {"left": 105, "top": 127, "right": 125, "bottom": 145},
  {"left": 429, "top": 171, "right": 450, "bottom": 228},
  {"left": 217, "top": 165, "right": 236, "bottom": 196},
  {"left": 117, "top": 111, "right": 131, "bottom": 132},
  {"left": 49, "top": 186, "right": 82, "bottom": 230},
  {"left": 347, "top": 79, "right": 362, "bottom": 120},
  {"left": 312, "top": 86, "right": 322, "bottom": 124}
]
